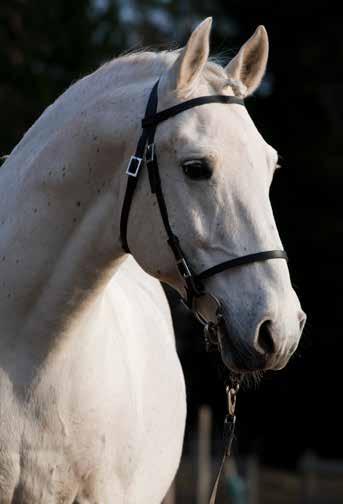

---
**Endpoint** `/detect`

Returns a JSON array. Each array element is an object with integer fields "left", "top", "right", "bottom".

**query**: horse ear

[
  {"left": 162, "top": 18, "right": 212, "bottom": 94},
  {"left": 225, "top": 26, "right": 269, "bottom": 96}
]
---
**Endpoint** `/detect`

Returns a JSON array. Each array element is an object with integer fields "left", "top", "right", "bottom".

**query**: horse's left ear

[
  {"left": 161, "top": 17, "right": 212, "bottom": 94},
  {"left": 225, "top": 26, "right": 269, "bottom": 96}
]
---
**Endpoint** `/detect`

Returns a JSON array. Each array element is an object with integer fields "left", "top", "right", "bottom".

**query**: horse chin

[
  {"left": 217, "top": 332, "right": 249, "bottom": 374},
  {"left": 217, "top": 319, "right": 268, "bottom": 374}
]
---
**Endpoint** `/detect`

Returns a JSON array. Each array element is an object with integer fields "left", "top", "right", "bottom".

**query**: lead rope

[{"left": 209, "top": 376, "right": 241, "bottom": 504}]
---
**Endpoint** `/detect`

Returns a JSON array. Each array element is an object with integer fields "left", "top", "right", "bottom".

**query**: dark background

[{"left": 1, "top": 1, "right": 342, "bottom": 471}]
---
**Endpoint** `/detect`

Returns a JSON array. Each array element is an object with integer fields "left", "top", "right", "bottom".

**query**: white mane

[{"left": 7, "top": 48, "right": 242, "bottom": 170}]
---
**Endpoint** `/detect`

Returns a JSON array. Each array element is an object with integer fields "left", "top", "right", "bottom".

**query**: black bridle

[
  {"left": 119, "top": 79, "right": 288, "bottom": 502},
  {"left": 120, "top": 80, "right": 287, "bottom": 342}
]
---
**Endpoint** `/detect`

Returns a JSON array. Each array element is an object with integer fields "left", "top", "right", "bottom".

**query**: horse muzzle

[{"left": 190, "top": 292, "right": 280, "bottom": 372}]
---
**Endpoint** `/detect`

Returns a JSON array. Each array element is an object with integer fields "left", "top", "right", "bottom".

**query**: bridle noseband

[{"left": 120, "top": 80, "right": 287, "bottom": 345}]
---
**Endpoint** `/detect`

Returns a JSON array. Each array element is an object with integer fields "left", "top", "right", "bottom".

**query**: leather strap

[
  {"left": 198, "top": 250, "right": 288, "bottom": 281},
  {"left": 208, "top": 380, "right": 240, "bottom": 503},
  {"left": 143, "top": 85, "right": 204, "bottom": 301},
  {"left": 120, "top": 79, "right": 288, "bottom": 309},
  {"left": 209, "top": 414, "right": 236, "bottom": 504},
  {"left": 142, "top": 95, "right": 244, "bottom": 128},
  {"left": 120, "top": 78, "right": 288, "bottom": 504},
  {"left": 120, "top": 82, "right": 159, "bottom": 252},
  {"left": 120, "top": 83, "right": 244, "bottom": 253}
]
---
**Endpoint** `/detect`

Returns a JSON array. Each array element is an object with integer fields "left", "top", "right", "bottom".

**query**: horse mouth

[{"left": 216, "top": 318, "right": 268, "bottom": 373}]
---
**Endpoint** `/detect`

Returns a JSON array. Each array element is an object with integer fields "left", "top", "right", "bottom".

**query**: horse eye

[{"left": 182, "top": 159, "right": 212, "bottom": 180}]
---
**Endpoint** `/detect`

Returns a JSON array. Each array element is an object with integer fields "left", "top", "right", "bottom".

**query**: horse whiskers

[{"left": 240, "top": 370, "right": 265, "bottom": 391}]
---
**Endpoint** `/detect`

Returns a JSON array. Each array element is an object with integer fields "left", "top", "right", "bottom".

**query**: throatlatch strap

[{"left": 120, "top": 82, "right": 159, "bottom": 252}]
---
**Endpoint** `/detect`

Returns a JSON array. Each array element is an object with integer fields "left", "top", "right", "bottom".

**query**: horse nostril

[{"left": 257, "top": 320, "right": 275, "bottom": 355}]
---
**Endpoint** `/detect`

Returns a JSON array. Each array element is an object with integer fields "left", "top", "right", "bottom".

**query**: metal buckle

[
  {"left": 146, "top": 143, "right": 155, "bottom": 163},
  {"left": 177, "top": 257, "right": 192, "bottom": 279},
  {"left": 226, "top": 384, "right": 239, "bottom": 416},
  {"left": 126, "top": 156, "right": 143, "bottom": 177}
]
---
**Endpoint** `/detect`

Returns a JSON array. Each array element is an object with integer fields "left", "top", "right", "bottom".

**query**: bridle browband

[{"left": 120, "top": 80, "right": 287, "bottom": 326}]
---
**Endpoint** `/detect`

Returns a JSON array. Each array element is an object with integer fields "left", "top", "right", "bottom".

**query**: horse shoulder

[{"left": 101, "top": 258, "right": 186, "bottom": 501}]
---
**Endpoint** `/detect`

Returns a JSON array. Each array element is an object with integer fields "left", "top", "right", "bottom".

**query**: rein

[{"left": 120, "top": 80, "right": 287, "bottom": 502}]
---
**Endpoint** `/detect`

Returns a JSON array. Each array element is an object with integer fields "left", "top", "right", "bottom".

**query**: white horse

[{"left": 0, "top": 18, "right": 305, "bottom": 503}]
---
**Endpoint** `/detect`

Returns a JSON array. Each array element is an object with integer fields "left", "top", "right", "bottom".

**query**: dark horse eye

[{"left": 182, "top": 159, "right": 212, "bottom": 180}]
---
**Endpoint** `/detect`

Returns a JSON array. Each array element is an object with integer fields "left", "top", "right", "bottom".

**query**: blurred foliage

[{"left": 0, "top": 0, "right": 342, "bottom": 467}]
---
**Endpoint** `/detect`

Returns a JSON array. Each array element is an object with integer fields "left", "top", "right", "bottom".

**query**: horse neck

[{"left": 0, "top": 59, "right": 160, "bottom": 378}]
